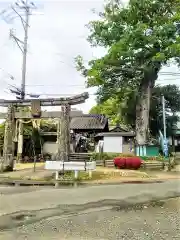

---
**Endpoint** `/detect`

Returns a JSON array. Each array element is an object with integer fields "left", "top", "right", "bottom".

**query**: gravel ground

[{"left": 0, "top": 198, "right": 179, "bottom": 240}]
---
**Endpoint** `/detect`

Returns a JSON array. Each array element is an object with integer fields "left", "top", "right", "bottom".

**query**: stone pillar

[
  {"left": 1, "top": 104, "right": 15, "bottom": 171},
  {"left": 57, "top": 106, "right": 67, "bottom": 162},
  {"left": 17, "top": 120, "right": 23, "bottom": 162},
  {"left": 64, "top": 104, "right": 71, "bottom": 159},
  {"left": 56, "top": 104, "right": 71, "bottom": 162}
]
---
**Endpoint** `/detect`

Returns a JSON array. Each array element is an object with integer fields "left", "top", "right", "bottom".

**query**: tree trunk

[
  {"left": 135, "top": 79, "right": 152, "bottom": 146},
  {"left": 135, "top": 67, "right": 160, "bottom": 156}
]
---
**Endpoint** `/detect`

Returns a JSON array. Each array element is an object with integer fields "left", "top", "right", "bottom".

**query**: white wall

[
  {"left": 43, "top": 141, "right": 74, "bottom": 155},
  {"left": 103, "top": 136, "right": 123, "bottom": 153},
  {"left": 43, "top": 142, "right": 58, "bottom": 155}
]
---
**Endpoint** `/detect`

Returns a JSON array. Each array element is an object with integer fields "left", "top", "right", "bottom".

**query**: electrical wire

[
  {"left": 159, "top": 72, "right": 180, "bottom": 75},
  {"left": 24, "top": 79, "right": 179, "bottom": 87}
]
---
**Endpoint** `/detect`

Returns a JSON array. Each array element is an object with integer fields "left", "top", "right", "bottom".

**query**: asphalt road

[
  {"left": 0, "top": 180, "right": 180, "bottom": 239},
  {"left": 0, "top": 198, "right": 179, "bottom": 240}
]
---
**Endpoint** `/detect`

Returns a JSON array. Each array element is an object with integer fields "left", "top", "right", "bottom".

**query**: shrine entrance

[{"left": 0, "top": 93, "right": 89, "bottom": 171}]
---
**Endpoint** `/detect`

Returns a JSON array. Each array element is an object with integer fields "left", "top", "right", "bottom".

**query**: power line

[
  {"left": 25, "top": 84, "right": 87, "bottom": 87},
  {"left": 160, "top": 72, "right": 180, "bottom": 75},
  {"left": 157, "top": 79, "right": 180, "bottom": 81},
  {"left": 24, "top": 79, "right": 180, "bottom": 87}
]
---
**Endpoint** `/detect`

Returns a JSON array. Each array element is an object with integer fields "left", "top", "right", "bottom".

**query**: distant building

[
  {"left": 41, "top": 114, "right": 109, "bottom": 155},
  {"left": 95, "top": 124, "right": 135, "bottom": 154},
  {"left": 171, "top": 121, "right": 180, "bottom": 152}
]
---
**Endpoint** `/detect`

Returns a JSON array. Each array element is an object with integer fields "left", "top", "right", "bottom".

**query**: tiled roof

[
  {"left": 96, "top": 132, "right": 135, "bottom": 137},
  {"left": 70, "top": 114, "right": 108, "bottom": 130}
]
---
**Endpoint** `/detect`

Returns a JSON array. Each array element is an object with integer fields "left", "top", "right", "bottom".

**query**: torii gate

[{"left": 0, "top": 92, "right": 89, "bottom": 171}]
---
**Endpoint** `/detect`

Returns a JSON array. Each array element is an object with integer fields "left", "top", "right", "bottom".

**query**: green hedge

[
  {"left": 91, "top": 152, "right": 165, "bottom": 161},
  {"left": 91, "top": 152, "right": 134, "bottom": 161},
  {"left": 140, "top": 155, "right": 165, "bottom": 161}
]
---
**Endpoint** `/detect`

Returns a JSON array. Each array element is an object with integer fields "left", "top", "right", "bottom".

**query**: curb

[{"left": 0, "top": 178, "right": 178, "bottom": 187}]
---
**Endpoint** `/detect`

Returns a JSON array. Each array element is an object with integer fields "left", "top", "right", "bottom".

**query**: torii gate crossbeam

[{"left": 0, "top": 92, "right": 89, "bottom": 107}]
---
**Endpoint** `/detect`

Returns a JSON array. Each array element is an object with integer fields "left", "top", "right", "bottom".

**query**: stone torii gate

[{"left": 0, "top": 92, "right": 89, "bottom": 171}]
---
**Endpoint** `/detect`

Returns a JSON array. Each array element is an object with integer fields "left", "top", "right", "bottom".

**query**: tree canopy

[
  {"left": 76, "top": 0, "right": 180, "bottom": 145},
  {"left": 90, "top": 84, "right": 180, "bottom": 137}
]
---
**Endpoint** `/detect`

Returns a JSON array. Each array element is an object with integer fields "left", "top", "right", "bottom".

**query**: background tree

[
  {"left": 76, "top": 0, "right": 180, "bottom": 151},
  {"left": 90, "top": 84, "right": 180, "bottom": 137},
  {"left": 89, "top": 97, "right": 125, "bottom": 126},
  {"left": 150, "top": 84, "right": 180, "bottom": 137}
]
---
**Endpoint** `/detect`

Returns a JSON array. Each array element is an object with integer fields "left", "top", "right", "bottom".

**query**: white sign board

[{"left": 45, "top": 161, "right": 96, "bottom": 171}]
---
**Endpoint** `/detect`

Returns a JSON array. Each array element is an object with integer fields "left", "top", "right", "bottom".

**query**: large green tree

[
  {"left": 76, "top": 0, "right": 180, "bottom": 147},
  {"left": 90, "top": 84, "right": 180, "bottom": 137}
]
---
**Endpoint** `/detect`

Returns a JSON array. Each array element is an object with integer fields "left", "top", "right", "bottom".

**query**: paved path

[{"left": 0, "top": 180, "right": 180, "bottom": 216}]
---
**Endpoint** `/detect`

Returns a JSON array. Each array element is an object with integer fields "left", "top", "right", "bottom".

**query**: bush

[
  {"left": 114, "top": 156, "right": 142, "bottom": 170},
  {"left": 91, "top": 152, "right": 134, "bottom": 161},
  {"left": 140, "top": 155, "right": 164, "bottom": 161}
]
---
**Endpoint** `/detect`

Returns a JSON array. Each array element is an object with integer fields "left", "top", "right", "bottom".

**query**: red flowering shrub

[
  {"left": 114, "top": 157, "right": 142, "bottom": 170},
  {"left": 125, "top": 157, "right": 132, "bottom": 169},
  {"left": 130, "top": 157, "right": 142, "bottom": 170},
  {"left": 114, "top": 157, "right": 126, "bottom": 169}
]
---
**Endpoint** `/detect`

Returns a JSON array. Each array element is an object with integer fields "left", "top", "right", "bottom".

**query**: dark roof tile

[{"left": 70, "top": 114, "right": 108, "bottom": 130}]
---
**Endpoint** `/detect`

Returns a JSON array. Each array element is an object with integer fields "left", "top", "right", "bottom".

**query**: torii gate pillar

[
  {"left": 57, "top": 104, "right": 71, "bottom": 161},
  {"left": 1, "top": 105, "right": 15, "bottom": 171}
]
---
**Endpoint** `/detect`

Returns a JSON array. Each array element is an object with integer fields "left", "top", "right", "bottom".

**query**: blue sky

[{"left": 0, "top": 0, "right": 180, "bottom": 116}]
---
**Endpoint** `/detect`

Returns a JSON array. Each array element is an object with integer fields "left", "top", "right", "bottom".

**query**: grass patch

[
  {"left": 0, "top": 167, "right": 152, "bottom": 182},
  {"left": 0, "top": 171, "right": 117, "bottom": 182},
  {"left": 14, "top": 163, "right": 44, "bottom": 170}
]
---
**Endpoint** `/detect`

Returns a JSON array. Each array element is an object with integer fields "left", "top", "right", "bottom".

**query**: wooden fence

[
  {"left": 69, "top": 154, "right": 174, "bottom": 171},
  {"left": 96, "top": 159, "right": 164, "bottom": 170}
]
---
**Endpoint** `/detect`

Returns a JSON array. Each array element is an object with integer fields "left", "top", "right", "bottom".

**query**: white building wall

[
  {"left": 43, "top": 141, "right": 73, "bottom": 155},
  {"left": 43, "top": 142, "right": 58, "bottom": 155},
  {"left": 103, "top": 136, "right": 123, "bottom": 153}
]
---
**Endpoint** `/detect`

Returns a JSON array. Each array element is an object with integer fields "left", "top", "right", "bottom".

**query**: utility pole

[
  {"left": 20, "top": 0, "right": 29, "bottom": 100},
  {"left": 162, "top": 95, "right": 170, "bottom": 170},
  {"left": 10, "top": 0, "right": 36, "bottom": 162},
  {"left": 10, "top": 0, "right": 36, "bottom": 99},
  {"left": 162, "top": 95, "right": 166, "bottom": 140}
]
